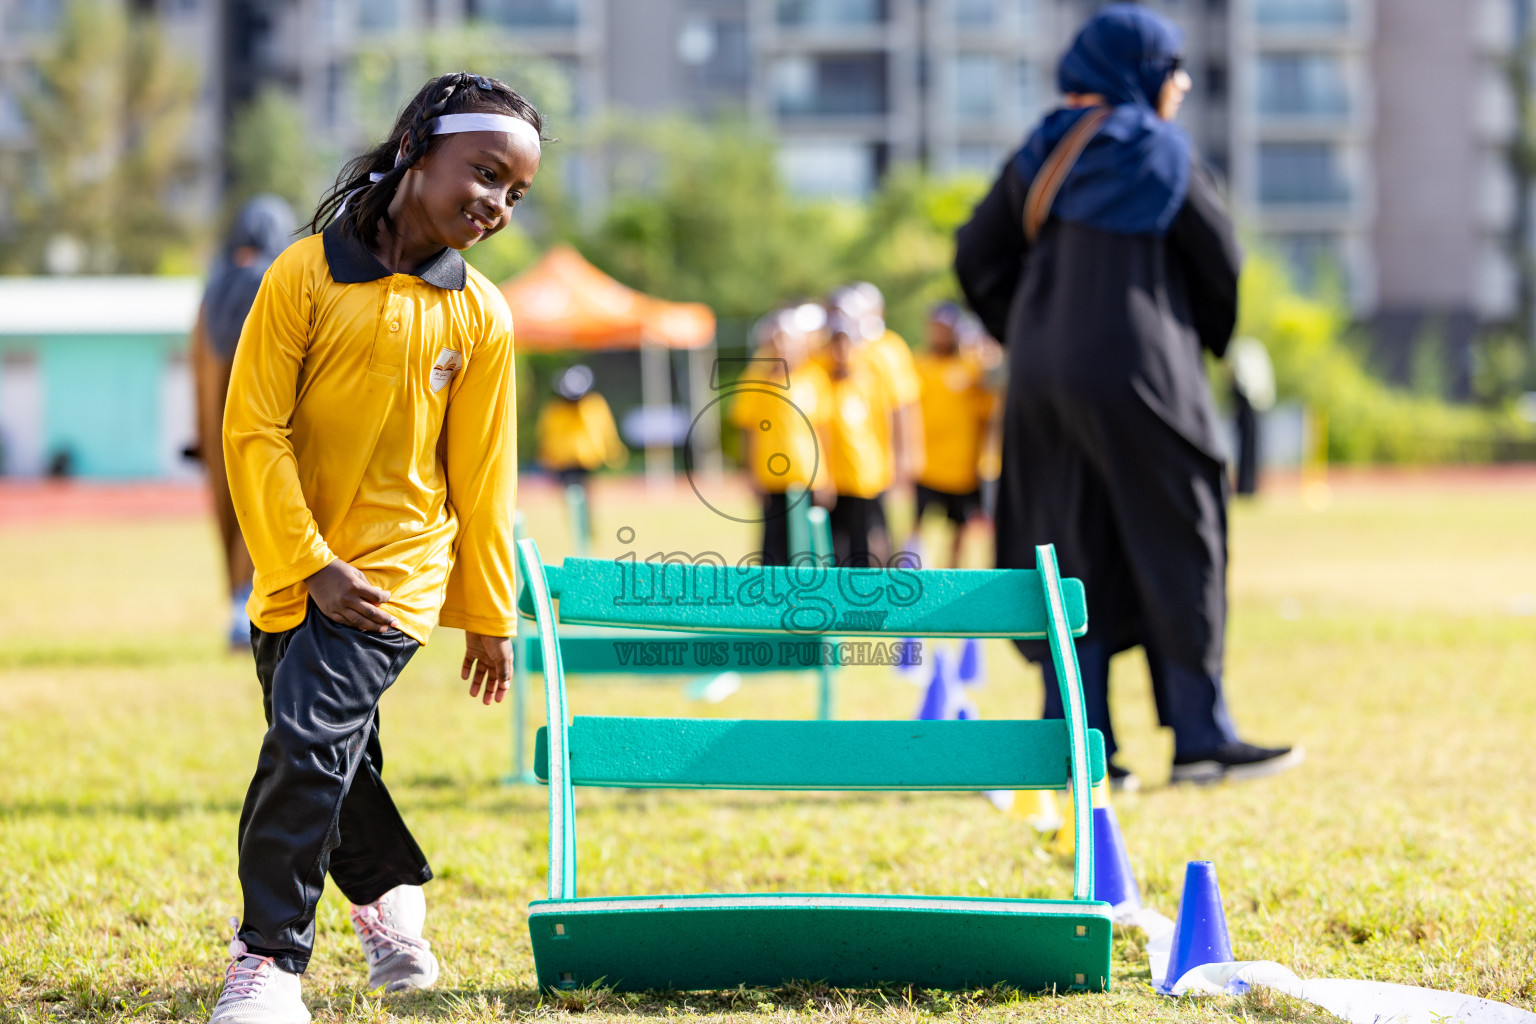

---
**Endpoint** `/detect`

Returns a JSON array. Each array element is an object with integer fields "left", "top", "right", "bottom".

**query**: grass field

[{"left": 2, "top": 474, "right": 1535, "bottom": 1022}]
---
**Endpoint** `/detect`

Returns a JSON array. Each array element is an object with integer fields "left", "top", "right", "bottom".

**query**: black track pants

[{"left": 237, "top": 600, "right": 431, "bottom": 974}]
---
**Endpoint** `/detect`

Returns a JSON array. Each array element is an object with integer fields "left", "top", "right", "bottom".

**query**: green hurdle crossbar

[
  {"left": 516, "top": 540, "right": 1111, "bottom": 993},
  {"left": 506, "top": 501, "right": 838, "bottom": 784}
]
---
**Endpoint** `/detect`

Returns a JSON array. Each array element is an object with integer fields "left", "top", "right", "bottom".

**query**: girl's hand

[
  {"left": 307, "top": 559, "right": 399, "bottom": 632},
  {"left": 463, "top": 632, "right": 513, "bottom": 705}
]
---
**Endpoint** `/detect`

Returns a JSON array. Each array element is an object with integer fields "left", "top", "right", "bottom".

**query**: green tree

[
  {"left": 226, "top": 89, "right": 322, "bottom": 218},
  {"left": 1238, "top": 249, "right": 1536, "bottom": 462},
  {"left": 0, "top": 0, "right": 199, "bottom": 274},
  {"left": 837, "top": 164, "right": 988, "bottom": 344},
  {"left": 579, "top": 117, "right": 857, "bottom": 319}
]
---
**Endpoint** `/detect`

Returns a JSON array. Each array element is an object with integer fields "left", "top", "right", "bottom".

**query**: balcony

[
  {"left": 1257, "top": 142, "right": 1352, "bottom": 206},
  {"left": 1255, "top": 53, "right": 1350, "bottom": 122},
  {"left": 1253, "top": 0, "right": 1350, "bottom": 29},
  {"left": 777, "top": 0, "right": 886, "bottom": 28},
  {"left": 773, "top": 54, "right": 887, "bottom": 118},
  {"left": 478, "top": 0, "right": 580, "bottom": 29},
  {"left": 954, "top": 54, "right": 1000, "bottom": 122}
]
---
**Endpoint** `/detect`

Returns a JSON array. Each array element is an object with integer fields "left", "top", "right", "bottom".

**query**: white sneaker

[
  {"left": 350, "top": 884, "right": 440, "bottom": 993},
  {"left": 209, "top": 920, "right": 310, "bottom": 1024}
]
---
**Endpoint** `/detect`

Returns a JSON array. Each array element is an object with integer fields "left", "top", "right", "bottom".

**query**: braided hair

[{"left": 310, "top": 72, "right": 544, "bottom": 246}]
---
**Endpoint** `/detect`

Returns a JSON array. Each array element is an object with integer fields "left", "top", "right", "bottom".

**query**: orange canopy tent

[
  {"left": 499, "top": 245, "right": 715, "bottom": 351},
  {"left": 499, "top": 246, "right": 719, "bottom": 487}
]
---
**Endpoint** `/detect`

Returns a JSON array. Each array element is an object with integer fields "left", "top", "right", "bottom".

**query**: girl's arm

[
  {"left": 223, "top": 255, "right": 338, "bottom": 597},
  {"left": 439, "top": 302, "right": 519, "bottom": 639}
]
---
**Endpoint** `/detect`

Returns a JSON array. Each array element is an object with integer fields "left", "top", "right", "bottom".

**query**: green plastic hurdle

[
  {"left": 516, "top": 541, "right": 1112, "bottom": 993},
  {"left": 506, "top": 499, "right": 838, "bottom": 784}
]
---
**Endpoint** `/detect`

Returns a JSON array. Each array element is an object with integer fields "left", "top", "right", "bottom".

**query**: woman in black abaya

[{"left": 954, "top": 4, "right": 1298, "bottom": 786}]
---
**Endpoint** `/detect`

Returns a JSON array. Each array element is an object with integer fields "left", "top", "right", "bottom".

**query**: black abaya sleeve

[
  {"left": 1166, "top": 165, "right": 1242, "bottom": 359},
  {"left": 954, "top": 160, "right": 1031, "bottom": 343}
]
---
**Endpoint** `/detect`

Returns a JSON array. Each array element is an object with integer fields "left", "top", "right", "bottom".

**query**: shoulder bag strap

[{"left": 1023, "top": 106, "right": 1113, "bottom": 244}]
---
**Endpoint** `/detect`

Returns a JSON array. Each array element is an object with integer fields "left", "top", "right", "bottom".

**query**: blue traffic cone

[
  {"left": 1158, "top": 860, "right": 1234, "bottom": 994},
  {"left": 1090, "top": 806, "right": 1141, "bottom": 911},
  {"left": 915, "top": 651, "right": 948, "bottom": 720},
  {"left": 956, "top": 638, "right": 984, "bottom": 687}
]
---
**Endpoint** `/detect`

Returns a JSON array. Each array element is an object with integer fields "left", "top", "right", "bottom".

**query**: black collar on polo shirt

[{"left": 322, "top": 221, "right": 467, "bottom": 291}]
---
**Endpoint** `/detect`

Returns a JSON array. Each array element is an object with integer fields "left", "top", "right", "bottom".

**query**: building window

[
  {"left": 6, "top": 0, "right": 59, "bottom": 32},
  {"left": 358, "top": 0, "right": 401, "bottom": 32},
  {"left": 779, "top": 141, "right": 878, "bottom": 198},
  {"left": 954, "top": 54, "right": 999, "bottom": 121},
  {"left": 1256, "top": 53, "right": 1348, "bottom": 118},
  {"left": 1258, "top": 143, "right": 1350, "bottom": 204},
  {"left": 777, "top": 0, "right": 885, "bottom": 28},
  {"left": 773, "top": 54, "right": 887, "bottom": 117},
  {"left": 1019, "top": 59, "right": 1043, "bottom": 122},
  {"left": 324, "top": 61, "right": 345, "bottom": 127},
  {"left": 1253, "top": 0, "right": 1349, "bottom": 28},
  {"left": 480, "top": 0, "right": 579, "bottom": 28},
  {"left": 1018, "top": 0, "right": 1040, "bottom": 33},
  {"left": 678, "top": 16, "right": 750, "bottom": 92},
  {"left": 953, "top": 0, "right": 997, "bottom": 26}
]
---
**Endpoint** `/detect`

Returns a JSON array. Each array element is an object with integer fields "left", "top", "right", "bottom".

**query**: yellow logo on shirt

[{"left": 430, "top": 349, "right": 464, "bottom": 393}]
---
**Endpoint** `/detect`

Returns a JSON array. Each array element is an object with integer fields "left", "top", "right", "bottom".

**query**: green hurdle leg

[
  {"left": 566, "top": 483, "right": 591, "bottom": 556},
  {"left": 505, "top": 513, "right": 540, "bottom": 785},
  {"left": 809, "top": 505, "right": 836, "bottom": 720}
]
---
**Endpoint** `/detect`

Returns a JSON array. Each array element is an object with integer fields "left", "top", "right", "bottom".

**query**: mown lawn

[{"left": 2, "top": 475, "right": 1534, "bottom": 1022}]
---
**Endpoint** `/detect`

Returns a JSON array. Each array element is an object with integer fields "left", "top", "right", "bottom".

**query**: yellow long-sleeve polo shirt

[
  {"left": 536, "top": 392, "right": 627, "bottom": 471},
  {"left": 223, "top": 224, "right": 519, "bottom": 644}
]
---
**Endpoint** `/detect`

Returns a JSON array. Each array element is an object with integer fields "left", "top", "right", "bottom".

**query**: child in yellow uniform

[
  {"left": 536, "top": 364, "right": 628, "bottom": 541},
  {"left": 823, "top": 285, "right": 924, "bottom": 491},
  {"left": 822, "top": 309, "right": 896, "bottom": 567},
  {"left": 213, "top": 73, "right": 542, "bottom": 1024},
  {"left": 913, "top": 302, "right": 996, "bottom": 567},
  {"left": 730, "top": 309, "right": 832, "bottom": 564}
]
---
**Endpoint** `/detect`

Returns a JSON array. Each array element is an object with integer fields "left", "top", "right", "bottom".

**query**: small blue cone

[
  {"left": 956, "top": 638, "right": 983, "bottom": 687},
  {"left": 915, "top": 651, "right": 948, "bottom": 720},
  {"left": 1090, "top": 806, "right": 1141, "bottom": 911},
  {"left": 1158, "top": 860, "right": 1235, "bottom": 994}
]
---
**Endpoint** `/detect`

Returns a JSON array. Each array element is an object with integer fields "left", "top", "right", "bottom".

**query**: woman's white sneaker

[
  {"left": 350, "top": 884, "right": 440, "bottom": 993},
  {"left": 209, "top": 921, "right": 310, "bottom": 1024}
]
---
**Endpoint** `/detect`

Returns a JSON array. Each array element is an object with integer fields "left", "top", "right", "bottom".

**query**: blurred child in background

[
  {"left": 822, "top": 308, "right": 896, "bottom": 567},
  {"left": 535, "top": 364, "right": 628, "bottom": 542},
  {"left": 912, "top": 302, "right": 996, "bottom": 567},
  {"left": 191, "top": 195, "right": 296, "bottom": 650},
  {"left": 731, "top": 306, "right": 833, "bottom": 565},
  {"left": 825, "top": 284, "right": 924, "bottom": 502}
]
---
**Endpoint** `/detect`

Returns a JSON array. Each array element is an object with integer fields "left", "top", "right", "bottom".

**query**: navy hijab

[
  {"left": 203, "top": 195, "right": 297, "bottom": 358},
  {"left": 1014, "top": 4, "right": 1191, "bottom": 237}
]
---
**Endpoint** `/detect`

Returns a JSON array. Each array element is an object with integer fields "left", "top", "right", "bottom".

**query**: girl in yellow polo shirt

[
  {"left": 822, "top": 309, "right": 897, "bottom": 567},
  {"left": 212, "top": 73, "right": 541, "bottom": 1024}
]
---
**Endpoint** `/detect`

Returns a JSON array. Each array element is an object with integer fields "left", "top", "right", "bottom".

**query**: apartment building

[
  {"left": 1, "top": 0, "right": 1530, "bottom": 371},
  {"left": 1230, "top": 0, "right": 1524, "bottom": 389}
]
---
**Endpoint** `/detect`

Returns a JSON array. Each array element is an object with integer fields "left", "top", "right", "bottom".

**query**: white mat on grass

[{"left": 1119, "top": 904, "right": 1535, "bottom": 1024}]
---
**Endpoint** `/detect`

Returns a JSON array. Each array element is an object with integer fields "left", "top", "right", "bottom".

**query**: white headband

[
  {"left": 337, "top": 112, "right": 540, "bottom": 217},
  {"left": 432, "top": 112, "right": 541, "bottom": 150}
]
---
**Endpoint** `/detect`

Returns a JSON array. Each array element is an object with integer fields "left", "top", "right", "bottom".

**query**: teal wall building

[{"left": 0, "top": 278, "right": 202, "bottom": 479}]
